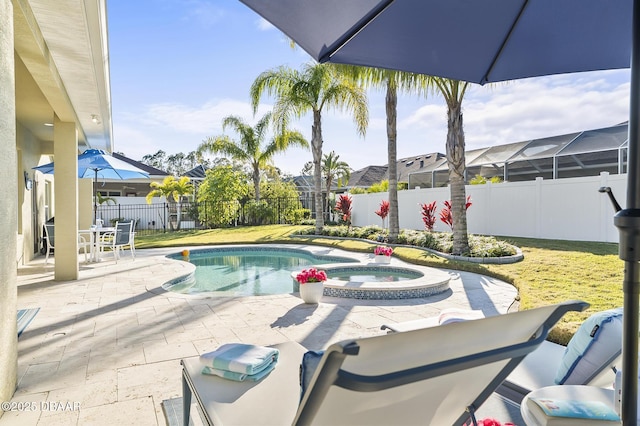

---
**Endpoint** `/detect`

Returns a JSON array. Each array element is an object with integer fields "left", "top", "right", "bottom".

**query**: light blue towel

[
  {"left": 199, "top": 343, "right": 279, "bottom": 375},
  {"left": 201, "top": 359, "right": 277, "bottom": 382}
]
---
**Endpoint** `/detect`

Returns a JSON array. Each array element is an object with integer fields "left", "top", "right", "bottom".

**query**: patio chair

[
  {"left": 97, "top": 220, "right": 135, "bottom": 263},
  {"left": 43, "top": 223, "right": 90, "bottom": 264},
  {"left": 43, "top": 223, "right": 55, "bottom": 264},
  {"left": 381, "top": 307, "right": 624, "bottom": 402},
  {"left": 180, "top": 300, "right": 587, "bottom": 426}
]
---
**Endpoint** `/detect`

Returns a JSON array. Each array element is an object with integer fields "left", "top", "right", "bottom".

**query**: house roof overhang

[{"left": 14, "top": 0, "right": 112, "bottom": 153}]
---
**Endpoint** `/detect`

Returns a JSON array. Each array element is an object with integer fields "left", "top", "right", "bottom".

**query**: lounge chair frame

[{"left": 181, "top": 300, "right": 588, "bottom": 426}]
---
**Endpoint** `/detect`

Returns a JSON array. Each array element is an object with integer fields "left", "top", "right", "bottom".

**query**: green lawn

[{"left": 135, "top": 225, "right": 623, "bottom": 345}]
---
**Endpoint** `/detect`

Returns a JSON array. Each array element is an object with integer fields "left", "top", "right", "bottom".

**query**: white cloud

[
  {"left": 113, "top": 70, "right": 632, "bottom": 176},
  {"left": 181, "top": 0, "right": 226, "bottom": 28},
  {"left": 257, "top": 18, "right": 275, "bottom": 31}
]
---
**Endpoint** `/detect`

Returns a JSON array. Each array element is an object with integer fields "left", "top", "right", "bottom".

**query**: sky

[{"left": 107, "top": 0, "right": 632, "bottom": 176}]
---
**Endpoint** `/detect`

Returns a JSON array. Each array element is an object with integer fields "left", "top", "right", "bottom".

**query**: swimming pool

[{"left": 164, "top": 246, "right": 357, "bottom": 296}]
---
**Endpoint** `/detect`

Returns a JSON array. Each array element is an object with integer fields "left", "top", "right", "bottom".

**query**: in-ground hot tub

[{"left": 292, "top": 264, "right": 450, "bottom": 300}]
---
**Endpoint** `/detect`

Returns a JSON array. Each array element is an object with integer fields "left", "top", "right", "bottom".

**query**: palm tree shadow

[{"left": 271, "top": 303, "right": 319, "bottom": 328}]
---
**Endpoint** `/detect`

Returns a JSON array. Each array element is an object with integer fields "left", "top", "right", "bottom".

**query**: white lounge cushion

[
  {"left": 380, "top": 308, "right": 485, "bottom": 332},
  {"left": 554, "top": 307, "right": 623, "bottom": 385}
]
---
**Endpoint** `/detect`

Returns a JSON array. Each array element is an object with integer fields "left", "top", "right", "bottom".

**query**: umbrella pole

[
  {"left": 94, "top": 170, "right": 98, "bottom": 225},
  {"left": 617, "top": 2, "right": 640, "bottom": 423}
]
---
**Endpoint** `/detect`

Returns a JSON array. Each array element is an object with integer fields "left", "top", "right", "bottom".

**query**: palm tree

[
  {"left": 145, "top": 176, "right": 194, "bottom": 230},
  {"left": 250, "top": 63, "right": 368, "bottom": 234},
  {"left": 430, "top": 78, "right": 471, "bottom": 255},
  {"left": 304, "top": 151, "right": 351, "bottom": 220},
  {"left": 198, "top": 113, "right": 307, "bottom": 201},
  {"left": 340, "top": 66, "right": 427, "bottom": 242},
  {"left": 302, "top": 151, "right": 351, "bottom": 219}
]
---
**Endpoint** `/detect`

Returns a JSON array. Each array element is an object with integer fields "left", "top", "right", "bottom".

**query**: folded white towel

[
  {"left": 201, "top": 359, "right": 277, "bottom": 382},
  {"left": 199, "top": 343, "right": 279, "bottom": 375}
]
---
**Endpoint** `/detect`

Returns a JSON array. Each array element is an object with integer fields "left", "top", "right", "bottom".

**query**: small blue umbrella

[{"left": 33, "top": 149, "right": 149, "bottom": 222}]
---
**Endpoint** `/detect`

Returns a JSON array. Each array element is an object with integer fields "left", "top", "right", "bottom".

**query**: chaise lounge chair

[
  {"left": 381, "top": 307, "right": 624, "bottom": 403},
  {"left": 180, "top": 300, "right": 587, "bottom": 426}
]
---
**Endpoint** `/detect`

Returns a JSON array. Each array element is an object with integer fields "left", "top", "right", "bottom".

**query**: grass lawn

[{"left": 135, "top": 225, "right": 623, "bottom": 345}]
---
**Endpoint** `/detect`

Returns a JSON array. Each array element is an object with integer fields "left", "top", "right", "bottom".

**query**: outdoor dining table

[{"left": 78, "top": 226, "right": 116, "bottom": 262}]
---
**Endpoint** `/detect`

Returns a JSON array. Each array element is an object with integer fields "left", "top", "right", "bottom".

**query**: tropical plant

[
  {"left": 250, "top": 62, "right": 368, "bottom": 234},
  {"left": 440, "top": 196, "right": 472, "bottom": 231},
  {"left": 337, "top": 66, "right": 428, "bottom": 243},
  {"left": 198, "top": 113, "right": 307, "bottom": 202},
  {"left": 334, "top": 193, "right": 353, "bottom": 225},
  {"left": 470, "top": 174, "right": 503, "bottom": 185},
  {"left": 322, "top": 151, "right": 350, "bottom": 218},
  {"left": 429, "top": 78, "right": 472, "bottom": 254},
  {"left": 145, "top": 176, "right": 194, "bottom": 230},
  {"left": 368, "top": 180, "right": 389, "bottom": 193},
  {"left": 197, "top": 166, "right": 248, "bottom": 227},
  {"left": 375, "top": 200, "right": 390, "bottom": 228},
  {"left": 245, "top": 178, "right": 306, "bottom": 224},
  {"left": 301, "top": 150, "right": 351, "bottom": 220},
  {"left": 420, "top": 201, "right": 437, "bottom": 231}
]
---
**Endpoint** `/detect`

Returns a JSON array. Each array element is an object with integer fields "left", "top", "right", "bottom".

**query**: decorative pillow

[
  {"left": 299, "top": 350, "right": 324, "bottom": 401},
  {"left": 554, "top": 307, "right": 623, "bottom": 385}
]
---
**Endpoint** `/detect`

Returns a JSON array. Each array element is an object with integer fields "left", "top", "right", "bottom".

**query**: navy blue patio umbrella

[
  {"left": 239, "top": 0, "right": 639, "bottom": 422},
  {"left": 33, "top": 149, "right": 149, "bottom": 223}
]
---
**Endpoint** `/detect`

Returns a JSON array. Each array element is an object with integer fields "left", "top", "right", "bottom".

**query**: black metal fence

[{"left": 96, "top": 197, "right": 314, "bottom": 235}]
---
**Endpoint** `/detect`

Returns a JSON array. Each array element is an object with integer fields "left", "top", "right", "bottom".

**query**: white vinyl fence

[{"left": 351, "top": 172, "right": 626, "bottom": 243}]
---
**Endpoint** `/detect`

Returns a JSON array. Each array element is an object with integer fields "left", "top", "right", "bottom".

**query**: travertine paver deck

[{"left": 1, "top": 245, "right": 518, "bottom": 425}]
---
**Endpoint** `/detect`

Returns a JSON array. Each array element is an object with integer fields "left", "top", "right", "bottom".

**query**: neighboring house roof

[
  {"left": 396, "top": 153, "right": 446, "bottom": 182},
  {"left": 112, "top": 152, "right": 169, "bottom": 177},
  {"left": 346, "top": 153, "right": 445, "bottom": 189},
  {"left": 184, "top": 165, "right": 207, "bottom": 180},
  {"left": 289, "top": 175, "right": 345, "bottom": 193},
  {"left": 347, "top": 165, "right": 388, "bottom": 188}
]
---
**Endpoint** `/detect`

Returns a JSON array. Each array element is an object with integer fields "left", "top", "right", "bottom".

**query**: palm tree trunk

[
  {"left": 446, "top": 101, "right": 470, "bottom": 255},
  {"left": 386, "top": 81, "right": 399, "bottom": 242},
  {"left": 253, "top": 165, "right": 261, "bottom": 201},
  {"left": 312, "top": 110, "right": 324, "bottom": 234}
]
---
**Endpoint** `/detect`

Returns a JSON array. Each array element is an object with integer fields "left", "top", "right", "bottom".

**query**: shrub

[{"left": 300, "top": 225, "right": 516, "bottom": 258}]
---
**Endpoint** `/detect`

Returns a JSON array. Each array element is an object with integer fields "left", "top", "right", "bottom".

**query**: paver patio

[{"left": 1, "top": 245, "right": 518, "bottom": 425}]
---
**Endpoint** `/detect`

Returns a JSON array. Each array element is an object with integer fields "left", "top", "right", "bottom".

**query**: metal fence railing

[{"left": 95, "top": 197, "right": 313, "bottom": 235}]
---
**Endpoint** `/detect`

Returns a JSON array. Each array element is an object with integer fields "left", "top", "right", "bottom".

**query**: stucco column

[
  {"left": 0, "top": 0, "right": 18, "bottom": 412},
  {"left": 53, "top": 116, "right": 79, "bottom": 280}
]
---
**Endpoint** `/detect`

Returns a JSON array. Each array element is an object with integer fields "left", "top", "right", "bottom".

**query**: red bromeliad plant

[
  {"left": 440, "top": 196, "right": 472, "bottom": 231},
  {"left": 375, "top": 200, "right": 390, "bottom": 227},
  {"left": 295, "top": 268, "right": 327, "bottom": 284},
  {"left": 334, "top": 194, "right": 353, "bottom": 224},
  {"left": 420, "top": 201, "right": 437, "bottom": 231}
]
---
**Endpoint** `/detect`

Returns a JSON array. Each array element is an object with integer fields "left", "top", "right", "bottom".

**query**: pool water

[
  {"left": 166, "top": 248, "right": 356, "bottom": 296},
  {"left": 328, "top": 270, "right": 421, "bottom": 282}
]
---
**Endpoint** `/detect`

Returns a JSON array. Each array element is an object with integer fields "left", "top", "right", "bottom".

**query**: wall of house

[
  {"left": 16, "top": 122, "right": 46, "bottom": 264},
  {"left": 351, "top": 172, "right": 624, "bottom": 243},
  {"left": 0, "top": 0, "right": 18, "bottom": 413}
]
